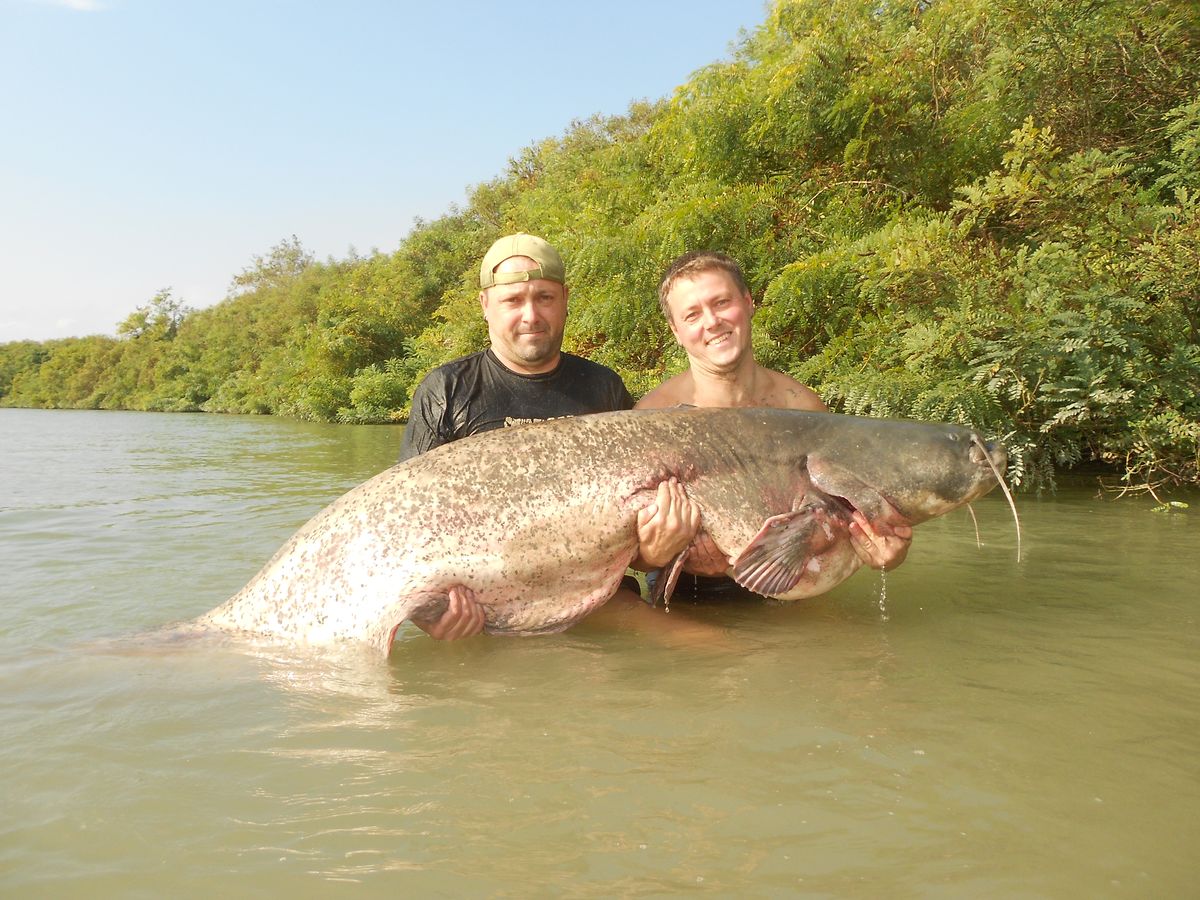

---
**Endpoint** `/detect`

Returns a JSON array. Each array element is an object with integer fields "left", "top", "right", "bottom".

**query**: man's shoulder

[
  {"left": 556, "top": 353, "right": 632, "bottom": 411},
  {"left": 635, "top": 372, "right": 692, "bottom": 409},
  {"left": 410, "top": 351, "right": 489, "bottom": 393},
  {"left": 559, "top": 352, "right": 623, "bottom": 381},
  {"left": 761, "top": 367, "right": 827, "bottom": 411},
  {"left": 422, "top": 350, "right": 489, "bottom": 380},
  {"left": 422, "top": 351, "right": 618, "bottom": 384}
]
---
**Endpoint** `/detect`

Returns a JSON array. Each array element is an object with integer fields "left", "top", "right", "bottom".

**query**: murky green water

[{"left": 1, "top": 408, "right": 1196, "bottom": 897}]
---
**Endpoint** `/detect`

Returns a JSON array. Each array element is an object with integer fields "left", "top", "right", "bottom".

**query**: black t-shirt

[{"left": 399, "top": 349, "right": 634, "bottom": 462}]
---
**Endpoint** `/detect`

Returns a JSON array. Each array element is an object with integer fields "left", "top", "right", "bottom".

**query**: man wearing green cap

[
  {"left": 400, "top": 233, "right": 697, "bottom": 640},
  {"left": 399, "top": 233, "right": 633, "bottom": 458}
]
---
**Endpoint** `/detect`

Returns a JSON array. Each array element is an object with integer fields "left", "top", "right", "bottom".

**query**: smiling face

[
  {"left": 662, "top": 268, "right": 755, "bottom": 373},
  {"left": 479, "top": 255, "right": 569, "bottom": 374}
]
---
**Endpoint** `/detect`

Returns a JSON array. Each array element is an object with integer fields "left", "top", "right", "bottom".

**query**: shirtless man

[{"left": 636, "top": 250, "right": 911, "bottom": 592}]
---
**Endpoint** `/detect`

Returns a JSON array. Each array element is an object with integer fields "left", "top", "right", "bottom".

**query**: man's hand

[
  {"left": 848, "top": 512, "right": 912, "bottom": 570},
  {"left": 411, "top": 585, "right": 486, "bottom": 640},
  {"left": 682, "top": 530, "right": 731, "bottom": 576},
  {"left": 633, "top": 478, "right": 701, "bottom": 569}
]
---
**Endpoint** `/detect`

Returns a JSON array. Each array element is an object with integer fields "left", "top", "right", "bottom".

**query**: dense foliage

[{"left": 3, "top": 0, "right": 1198, "bottom": 491}]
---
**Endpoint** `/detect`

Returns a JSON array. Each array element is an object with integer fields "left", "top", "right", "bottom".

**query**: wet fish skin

[{"left": 194, "top": 408, "right": 1005, "bottom": 653}]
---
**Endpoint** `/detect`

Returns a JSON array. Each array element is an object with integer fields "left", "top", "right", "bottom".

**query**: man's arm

[
  {"left": 631, "top": 380, "right": 726, "bottom": 575},
  {"left": 849, "top": 512, "right": 912, "bottom": 570},
  {"left": 398, "top": 376, "right": 489, "bottom": 640},
  {"left": 630, "top": 478, "right": 701, "bottom": 571},
  {"left": 399, "top": 376, "right": 452, "bottom": 463},
  {"left": 410, "top": 585, "right": 486, "bottom": 640}
]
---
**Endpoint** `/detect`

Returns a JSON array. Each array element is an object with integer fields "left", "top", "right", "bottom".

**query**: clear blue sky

[{"left": 0, "top": 0, "right": 769, "bottom": 342}]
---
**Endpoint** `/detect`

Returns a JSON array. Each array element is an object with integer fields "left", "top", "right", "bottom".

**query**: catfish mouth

[
  {"left": 969, "top": 440, "right": 995, "bottom": 468},
  {"left": 818, "top": 434, "right": 1019, "bottom": 557},
  {"left": 806, "top": 448, "right": 987, "bottom": 527},
  {"left": 823, "top": 490, "right": 874, "bottom": 525},
  {"left": 824, "top": 491, "right": 857, "bottom": 518},
  {"left": 809, "top": 472, "right": 909, "bottom": 528}
]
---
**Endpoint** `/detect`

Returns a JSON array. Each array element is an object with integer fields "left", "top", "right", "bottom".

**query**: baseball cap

[{"left": 479, "top": 233, "right": 566, "bottom": 288}]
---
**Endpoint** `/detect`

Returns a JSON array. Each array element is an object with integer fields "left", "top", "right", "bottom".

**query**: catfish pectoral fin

[
  {"left": 374, "top": 589, "right": 455, "bottom": 653},
  {"left": 406, "top": 590, "right": 452, "bottom": 626},
  {"left": 731, "top": 511, "right": 823, "bottom": 597},
  {"left": 649, "top": 549, "right": 690, "bottom": 608}
]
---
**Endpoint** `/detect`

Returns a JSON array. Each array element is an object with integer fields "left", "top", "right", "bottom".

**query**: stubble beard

[{"left": 511, "top": 331, "right": 560, "bottom": 366}]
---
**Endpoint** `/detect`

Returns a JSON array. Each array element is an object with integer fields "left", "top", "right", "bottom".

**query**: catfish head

[
  {"left": 712, "top": 412, "right": 1008, "bottom": 603},
  {"left": 803, "top": 415, "right": 1007, "bottom": 528}
]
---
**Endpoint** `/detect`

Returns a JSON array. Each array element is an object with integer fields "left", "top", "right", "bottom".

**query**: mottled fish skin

[{"left": 193, "top": 408, "right": 1005, "bottom": 654}]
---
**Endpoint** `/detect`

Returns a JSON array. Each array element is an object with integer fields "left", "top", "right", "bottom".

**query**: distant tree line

[{"left": 3, "top": 0, "right": 1198, "bottom": 491}]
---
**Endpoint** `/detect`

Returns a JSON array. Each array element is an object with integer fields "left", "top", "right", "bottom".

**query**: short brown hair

[{"left": 658, "top": 251, "right": 750, "bottom": 319}]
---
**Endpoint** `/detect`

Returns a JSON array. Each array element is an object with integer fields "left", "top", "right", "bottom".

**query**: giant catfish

[{"left": 193, "top": 408, "right": 1007, "bottom": 653}]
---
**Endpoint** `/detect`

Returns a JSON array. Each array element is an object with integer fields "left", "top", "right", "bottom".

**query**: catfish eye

[{"left": 946, "top": 432, "right": 960, "bottom": 442}]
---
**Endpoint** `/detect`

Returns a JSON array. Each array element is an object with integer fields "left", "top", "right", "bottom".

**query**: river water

[{"left": 1, "top": 407, "right": 1195, "bottom": 897}]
